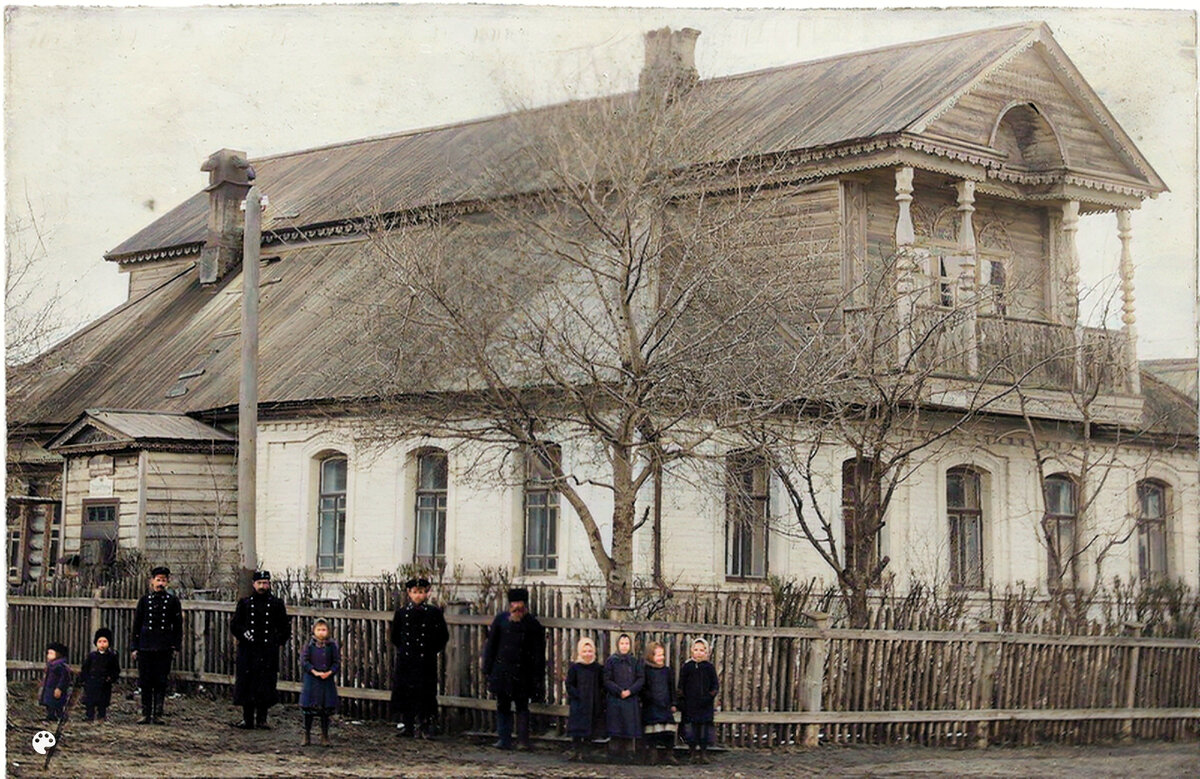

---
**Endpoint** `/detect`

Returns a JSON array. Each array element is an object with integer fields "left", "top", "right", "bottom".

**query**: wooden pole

[
  {"left": 802, "top": 611, "right": 829, "bottom": 747},
  {"left": 1120, "top": 621, "right": 1144, "bottom": 743},
  {"left": 974, "top": 617, "right": 999, "bottom": 748},
  {"left": 237, "top": 186, "right": 263, "bottom": 598}
]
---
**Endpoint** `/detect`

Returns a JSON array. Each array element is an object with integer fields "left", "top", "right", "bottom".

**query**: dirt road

[{"left": 6, "top": 682, "right": 1197, "bottom": 777}]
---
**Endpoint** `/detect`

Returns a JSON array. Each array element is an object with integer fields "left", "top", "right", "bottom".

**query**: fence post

[
  {"left": 974, "top": 617, "right": 999, "bottom": 749},
  {"left": 1120, "top": 621, "right": 1144, "bottom": 744},
  {"left": 193, "top": 609, "right": 207, "bottom": 679},
  {"left": 89, "top": 588, "right": 103, "bottom": 642},
  {"left": 446, "top": 601, "right": 472, "bottom": 731},
  {"left": 801, "top": 611, "right": 829, "bottom": 748}
]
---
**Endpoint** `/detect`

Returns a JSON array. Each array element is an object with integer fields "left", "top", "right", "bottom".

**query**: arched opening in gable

[{"left": 991, "top": 103, "right": 1066, "bottom": 171}]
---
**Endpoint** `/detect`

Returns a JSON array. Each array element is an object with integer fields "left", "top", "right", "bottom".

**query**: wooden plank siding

[
  {"left": 126, "top": 257, "right": 197, "bottom": 300},
  {"left": 925, "top": 46, "right": 1139, "bottom": 181},
  {"left": 9, "top": 596, "right": 1198, "bottom": 746}
]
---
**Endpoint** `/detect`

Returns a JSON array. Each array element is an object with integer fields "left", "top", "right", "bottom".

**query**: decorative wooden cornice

[{"left": 107, "top": 242, "right": 204, "bottom": 266}]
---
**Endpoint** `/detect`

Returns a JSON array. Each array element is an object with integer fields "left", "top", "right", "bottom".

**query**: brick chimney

[
  {"left": 639, "top": 27, "right": 700, "bottom": 106},
  {"left": 199, "top": 149, "right": 255, "bottom": 285}
]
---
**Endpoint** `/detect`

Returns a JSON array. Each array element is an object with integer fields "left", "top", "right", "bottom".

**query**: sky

[{"left": 4, "top": 3, "right": 1197, "bottom": 360}]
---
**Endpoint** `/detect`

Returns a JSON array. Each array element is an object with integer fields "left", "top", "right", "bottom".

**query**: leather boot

[
  {"left": 493, "top": 710, "right": 513, "bottom": 749},
  {"left": 302, "top": 731, "right": 311, "bottom": 746},
  {"left": 515, "top": 712, "right": 532, "bottom": 750}
]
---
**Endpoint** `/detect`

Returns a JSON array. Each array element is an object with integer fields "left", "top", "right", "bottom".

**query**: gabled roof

[
  {"left": 47, "top": 408, "right": 235, "bottom": 454},
  {"left": 106, "top": 22, "right": 1164, "bottom": 264}
]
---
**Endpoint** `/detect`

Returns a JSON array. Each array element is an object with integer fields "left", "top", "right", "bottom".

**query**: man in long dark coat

[
  {"left": 131, "top": 565, "right": 183, "bottom": 725},
  {"left": 482, "top": 587, "right": 545, "bottom": 750},
  {"left": 390, "top": 577, "right": 450, "bottom": 738},
  {"left": 230, "top": 570, "right": 291, "bottom": 729}
]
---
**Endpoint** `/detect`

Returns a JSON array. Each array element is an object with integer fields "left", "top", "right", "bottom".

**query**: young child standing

[
  {"left": 641, "top": 641, "right": 677, "bottom": 765},
  {"left": 40, "top": 642, "right": 72, "bottom": 722},
  {"left": 565, "top": 637, "right": 605, "bottom": 762},
  {"left": 300, "top": 618, "right": 340, "bottom": 747},
  {"left": 602, "top": 633, "right": 644, "bottom": 763},
  {"left": 677, "top": 637, "right": 719, "bottom": 764},
  {"left": 80, "top": 628, "right": 121, "bottom": 722}
]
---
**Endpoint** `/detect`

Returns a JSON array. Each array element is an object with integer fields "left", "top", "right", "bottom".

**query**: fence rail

[{"left": 8, "top": 596, "right": 1198, "bottom": 747}]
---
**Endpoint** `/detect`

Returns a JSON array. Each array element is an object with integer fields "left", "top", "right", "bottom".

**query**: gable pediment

[
  {"left": 59, "top": 424, "right": 127, "bottom": 448},
  {"left": 913, "top": 35, "right": 1164, "bottom": 192}
]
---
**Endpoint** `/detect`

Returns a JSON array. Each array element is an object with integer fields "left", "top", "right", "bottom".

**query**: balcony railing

[{"left": 842, "top": 307, "right": 1132, "bottom": 396}]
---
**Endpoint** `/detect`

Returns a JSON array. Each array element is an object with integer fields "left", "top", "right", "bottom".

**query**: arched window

[
  {"left": 523, "top": 444, "right": 560, "bottom": 574},
  {"left": 414, "top": 450, "right": 448, "bottom": 567},
  {"left": 947, "top": 467, "right": 984, "bottom": 588},
  {"left": 1136, "top": 479, "right": 1169, "bottom": 581},
  {"left": 726, "top": 451, "right": 769, "bottom": 580},
  {"left": 842, "top": 458, "right": 882, "bottom": 586},
  {"left": 1043, "top": 474, "right": 1077, "bottom": 588},
  {"left": 317, "top": 455, "right": 348, "bottom": 572}
]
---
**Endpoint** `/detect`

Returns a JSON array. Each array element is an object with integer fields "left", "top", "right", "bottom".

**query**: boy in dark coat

[
  {"left": 390, "top": 577, "right": 450, "bottom": 738},
  {"left": 603, "top": 633, "right": 644, "bottom": 763},
  {"left": 81, "top": 628, "right": 121, "bottom": 722},
  {"left": 40, "top": 642, "right": 72, "bottom": 721},
  {"left": 230, "top": 570, "right": 291, "bottom": 729},
  {"left": 482, "top": 587, "right": 545, "bottom": 750},
  {"left": 565, "top": 636, "right": 604, "bottom": 761},
  {"left": 131, "top": 565, "right": 182, "bottom": 725},
  {"left": 677, "top": 637, "right": 720, "bottom": 764}
]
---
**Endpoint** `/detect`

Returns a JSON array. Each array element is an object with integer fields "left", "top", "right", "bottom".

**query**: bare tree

[{"left": 330, "top": 85, "right": 840, "bottom": 609}]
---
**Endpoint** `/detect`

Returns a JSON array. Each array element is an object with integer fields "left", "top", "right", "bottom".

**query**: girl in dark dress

[
  {"left": 602, "top": 633, "right": 644, "bottom": 763},
  {"left": 299, "top": 619, "right": 340, "bottom": 747},
  {"left": 641, "top": 641, "right": 677, "bottom": 765},
  {"left": 40, "top": 642, "right": 72, "bottom": 722},
  {"left": 677, "top": 637, "right": 720, "bottom": 764},
  {"left": 565, "top": 637, "right": 604, "bottom": 762},
  {"left": 81, "top": 628, "right": 121, "bottom": 722}
]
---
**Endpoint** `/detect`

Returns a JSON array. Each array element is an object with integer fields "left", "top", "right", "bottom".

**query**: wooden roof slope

[
  {"left": 106, "top": 22, "right": 1164, "bottom": 264},
  {"left": 47, "top": 409, "right": 236, "bottom": 454}
]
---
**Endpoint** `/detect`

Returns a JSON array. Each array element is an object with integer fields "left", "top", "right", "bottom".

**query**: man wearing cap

[
  {"left": 390, "top": 577, "right": 450, "bottom": 738},
  {"left": 482, "top": 587, "right": 546, "bottom": 750},
  {"left": 230, "top": 570, "right": 291, "bottom": 729},
  {"left": 131, "top": 565, "right": 183, "bottom": 725}
]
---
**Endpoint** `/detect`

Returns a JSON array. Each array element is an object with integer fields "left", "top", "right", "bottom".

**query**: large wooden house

[{"left": 7, "top": 23, "right": 1196, "bottom": 599}]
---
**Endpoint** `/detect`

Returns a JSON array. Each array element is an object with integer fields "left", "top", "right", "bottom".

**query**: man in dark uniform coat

[
  {"left": 482, "top": 587, "right": 545, "bottom": 750},
  {"left": 230, "top": 570, "right": 291, "bottom": 729},
  {"left": 131, "top": 565, "right": 183, "bottom": 725},
  {"left": 390, "top": 577, "right": 450, "bottom": 738}
]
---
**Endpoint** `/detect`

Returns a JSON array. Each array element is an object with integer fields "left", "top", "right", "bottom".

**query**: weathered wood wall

[
  {"left": 9, "top": 596, "right": 1198, "bottom": 747},
  {"left": 124, "top": 256, "right": 196, "bottom": 300}
]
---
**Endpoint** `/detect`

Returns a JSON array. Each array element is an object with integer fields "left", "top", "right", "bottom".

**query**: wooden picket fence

[{"left": 8, "top": 595, "right": 1199, "bottom": 747}]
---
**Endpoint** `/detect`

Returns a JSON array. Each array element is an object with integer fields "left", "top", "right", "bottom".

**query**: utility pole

[{"left": 237, "top": 186, "right": 264, "bottom": 598}]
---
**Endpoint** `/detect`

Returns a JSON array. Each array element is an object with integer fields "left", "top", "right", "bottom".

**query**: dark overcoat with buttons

[
  {"left": 131, "top": 590, "right": 183, "bottom": 653},
  {"left": 389, "top": 602, "right": 450, "bottom": 718},
  {"left": 230, "top": 590, "right": 291, "bottom": 707}
]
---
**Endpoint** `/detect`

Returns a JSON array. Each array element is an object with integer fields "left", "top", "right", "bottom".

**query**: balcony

[{"left": 842, "top": 307, "right": 1133, "bottom": 397}]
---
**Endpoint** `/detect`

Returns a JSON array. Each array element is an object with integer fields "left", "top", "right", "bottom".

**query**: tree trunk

[{"left": 607, "top": 444, "right": 638, "bottom": 609}]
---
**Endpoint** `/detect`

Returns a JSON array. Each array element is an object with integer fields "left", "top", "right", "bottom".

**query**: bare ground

[{"left": 6, "top": 682, "right": 1198, "bottom": 778}]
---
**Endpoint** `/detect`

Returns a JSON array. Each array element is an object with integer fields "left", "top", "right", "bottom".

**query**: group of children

[
  {"left": 42, "top": 620, "right": 721, "bottom": 763},
  {"left": 567, "top": 634, "right": 720, "bottom": 764}
]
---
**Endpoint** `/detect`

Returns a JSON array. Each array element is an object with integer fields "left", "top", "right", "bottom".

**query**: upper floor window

[
  {"left": 947, "top": 467, "right": 984, "bottom": 588},
  {"left": 317, "top": 456, "right": 347, "bottom": 572},
  {"left": 842, "top": 458, "right": 883, "bottom": 586},
  {"left": 725, "top": 451, "right": 769, "bottom": 580},
  {"left": 1043, "top": 474, "right": 1077, "bottom": 588},
  {"left": 1136, "top": 479, "right": 1168, "bottom": 581},
  {"left": 414, "top": 450, "right": 448, "bottom": 568},
  {"left": 523, "top": 445, "right": 560, "bottom": 574}
]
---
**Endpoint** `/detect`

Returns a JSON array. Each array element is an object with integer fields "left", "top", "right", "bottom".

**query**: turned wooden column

[
  {"left": 1117, "top": 210, "right": 1141, "bottom": 394},
  {"left": 1059, "top": 201, "right": 1081, "bottom": 325},
  {"left": 956, "top": 180, "right": 979, "bottom": 375},
  {"left": 895, "top": 167, "right": 918, "bottom": 366}
]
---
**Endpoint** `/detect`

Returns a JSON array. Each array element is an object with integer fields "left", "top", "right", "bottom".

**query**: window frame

[
  {"left": 316, "top": 455, "right": 348, "bottom": 572},
  {"left": 522, "top": 444, "right": 560, "bottom": 575},
  {"left": 413, "top": 449, "right": 449, "bottom": 568},
  {"left": 946, "top": 466, "right": 985, "bottom": 589},
  {"left": 1135, "top": 479, "right": 1169, "bottom": 581},
  {"left": 725, "top": 450, "right": 770, "bottom": 581},
  {"left": 1043, "top": 474, "right": 1078, "bottom": 589}
]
